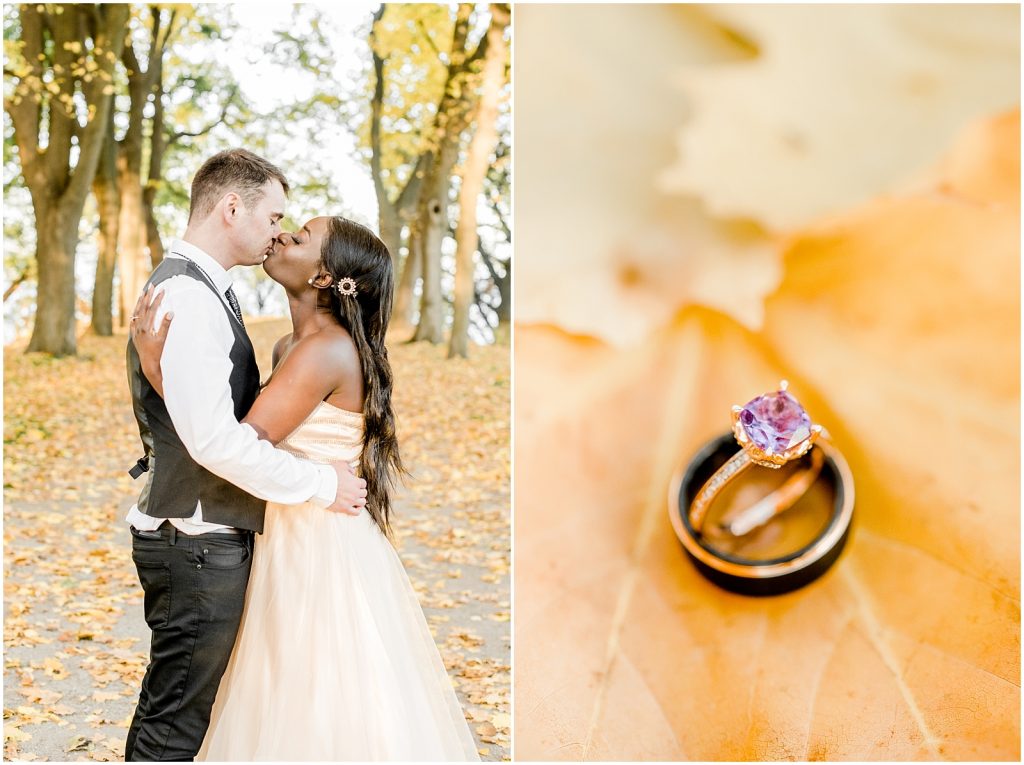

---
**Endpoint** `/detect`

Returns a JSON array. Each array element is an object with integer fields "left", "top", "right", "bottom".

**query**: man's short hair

[{"left": 188, "top": 149, "right": 289, "bottom": 222}]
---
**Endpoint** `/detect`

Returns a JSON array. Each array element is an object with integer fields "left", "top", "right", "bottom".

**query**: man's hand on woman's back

[{"left": 329, "top": 462, "right": 367, "bottom": 515}]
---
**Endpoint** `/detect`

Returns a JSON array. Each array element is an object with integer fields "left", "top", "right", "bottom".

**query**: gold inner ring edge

[{"left": 667, "top": 439, "right": 855, "bottom": 580}]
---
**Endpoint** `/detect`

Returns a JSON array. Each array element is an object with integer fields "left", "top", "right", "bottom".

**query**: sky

[{"left": 225, "top": 2, "right": 380, "bottom": 227}]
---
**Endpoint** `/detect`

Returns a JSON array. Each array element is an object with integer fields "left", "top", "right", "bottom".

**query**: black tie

[{"left": 224, "top": 286, "right": 244, "bottom": 327}]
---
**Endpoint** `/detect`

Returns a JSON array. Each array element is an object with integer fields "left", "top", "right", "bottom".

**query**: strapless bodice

[{"left": 277, "top": 401, "right": 363, "bottom": 469}]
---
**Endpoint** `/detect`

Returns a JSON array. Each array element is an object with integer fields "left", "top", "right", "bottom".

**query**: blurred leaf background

[{"left": 514, "top": 4, "right": 1019, "bottom": 761}]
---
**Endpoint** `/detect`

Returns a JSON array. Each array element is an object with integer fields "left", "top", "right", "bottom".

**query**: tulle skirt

[{"left": 197, "top": 501, "right": 480, "bottom": 761}]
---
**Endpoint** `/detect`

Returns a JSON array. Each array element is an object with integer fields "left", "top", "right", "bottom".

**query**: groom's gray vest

[{"left": 126, "top": 257, "right": 266, "bottom": 533}]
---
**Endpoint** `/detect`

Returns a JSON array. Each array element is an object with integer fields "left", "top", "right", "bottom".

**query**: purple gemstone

[{"left": 739, "top": 390, "right": 812, "bottom": 455}]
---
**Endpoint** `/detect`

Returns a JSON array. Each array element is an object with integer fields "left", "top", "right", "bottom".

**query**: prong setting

[
  {"left": 733, "top": 384, "right": 819, "bottom": 468},
  {"left": 688, "top": 383, "right": 830, "bottom": 537}
]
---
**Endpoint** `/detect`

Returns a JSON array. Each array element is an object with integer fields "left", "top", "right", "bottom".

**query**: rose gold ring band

[{"left": 688, "top": 439, "right": 827, "bottom": 535}]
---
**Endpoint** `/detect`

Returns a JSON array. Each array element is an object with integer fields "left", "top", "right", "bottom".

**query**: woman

[{"left": 131, "top": 216, "right": 480, "bottom": 761}]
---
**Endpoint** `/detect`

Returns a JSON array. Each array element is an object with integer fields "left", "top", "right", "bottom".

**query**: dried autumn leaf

[
  {"left": 514, "top": 112, "right": 1019, "bottom": 760},
  {"left": 661, "top": 4, "right": 1020, "bottom": 230},
  {"left": 65, "top": 735, "right": 90, "bottom": 753},
  {"left": 514, "top": 4, "right": 779, "bottom": 345},
  {"left": 516, "top": 6, "right": 1019, "bottom": 346},
  {"left": 39, "top": 658, "right": 68, "bottom": 680},
  {"left": 5, "top": 727, "right": 32, "bottom": 743}
]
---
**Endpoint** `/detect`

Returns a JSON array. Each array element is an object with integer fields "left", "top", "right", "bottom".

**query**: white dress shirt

[{"left": 125, "top": 239, "right": 338, "bottom": 535}]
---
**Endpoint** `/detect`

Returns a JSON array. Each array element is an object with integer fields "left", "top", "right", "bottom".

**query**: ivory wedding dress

[{"left": 197, "top": 402, "right": 480, "bottom": 761}]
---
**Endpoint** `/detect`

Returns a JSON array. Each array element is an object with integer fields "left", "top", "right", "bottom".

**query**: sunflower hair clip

[{"left": 335, "top": 277, "right": 358, "bottom": 297}]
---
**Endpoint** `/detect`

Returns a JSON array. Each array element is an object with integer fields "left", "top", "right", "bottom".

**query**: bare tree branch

[
  {"left": 455, "top": 3, "right": 509, "bottom": 75},
  {"left": 167, "top": 85, "right": 239, "bottom": 144},
  {"left": 489, "top": 194, "right": 511, "bottom": 242},
  {"left": 369, "top": 5, "right": 389, "bottom": 206},
  {"left": 4, "top": 268, "right": 32, "bottom": 303},
  {"left": 416, "top": 18, "right": 443, "bottom": 60},
  {"left": 152, "top": 5, "right": 178, "bottom": 54},
  {"left": 121, "top": 29, "right": 143, "bottom": 76},
  {"left": 65, "top": 4, "right": 129, "bottom": 208},
  {"left": 478, "top": 237, "right": 503, "bottom": 282}
]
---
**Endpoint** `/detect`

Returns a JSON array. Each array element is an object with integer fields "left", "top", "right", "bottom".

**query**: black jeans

[{"left": 125, "top": 524, "right": 253, "bottom": 762}]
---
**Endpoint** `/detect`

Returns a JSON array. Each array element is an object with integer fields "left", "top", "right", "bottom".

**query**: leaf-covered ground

[{"left": 3, "top": 319, "right": 510, "bottom": 761}]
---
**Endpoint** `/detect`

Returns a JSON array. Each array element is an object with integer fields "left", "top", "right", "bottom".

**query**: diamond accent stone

[
  {"left": 739, "top": 389, "right": 812, "bottom": 456},
  {"left": 689, "top": 450, "right": 751, "bottom": 530}
]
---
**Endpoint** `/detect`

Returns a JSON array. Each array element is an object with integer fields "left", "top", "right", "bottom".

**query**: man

[{"left": 123, "top": 149, "right": 366, "bottom": 761}]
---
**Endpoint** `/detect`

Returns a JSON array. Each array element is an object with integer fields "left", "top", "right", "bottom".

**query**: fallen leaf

[
  {"left": 4, "top": 727, "right": 32, "bottom": 743},
  {"left": 65, "top": 735, "right": 90, "bottom": 753},
  {"left": 514, "top": 112, "right": 1020, "bottom": 760},
  {"left": 514, "top": 5, "right": 1019, "bottom": 346},
  {"left": 514, "top": 4, "right": 779, "bottom": 345},
  {"left": 661, "top": 5, "right": 1020, "bottom": 229}
]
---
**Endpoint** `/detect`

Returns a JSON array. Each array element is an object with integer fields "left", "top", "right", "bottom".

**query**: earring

[{"left": 307, "top": 278, "right": 314, "bottom": 285}]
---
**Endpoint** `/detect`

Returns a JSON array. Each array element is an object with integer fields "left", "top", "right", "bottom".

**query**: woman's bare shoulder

[
  {"left": 270, "top": 332, "right": 294, "bottom": 369},
  {"left": 269, "top": 326, "right": 363, "bottom": 410},
  {"left": 289, "top": 326, "right": 360, "bottom": 378}
]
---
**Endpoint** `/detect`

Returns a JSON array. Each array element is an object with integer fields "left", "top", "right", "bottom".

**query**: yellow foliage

[{"left": 359, "top": 4, "right": 476, "bottom": 197}]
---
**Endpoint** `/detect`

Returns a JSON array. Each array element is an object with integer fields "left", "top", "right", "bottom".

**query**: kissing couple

[{"left": 124, "top": 149, "right": 480, "bottom": 761}]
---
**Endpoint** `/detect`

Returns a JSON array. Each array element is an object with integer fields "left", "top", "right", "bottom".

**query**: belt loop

[{"left": 168, "top": 524, "right": 177, "bottom": 546}]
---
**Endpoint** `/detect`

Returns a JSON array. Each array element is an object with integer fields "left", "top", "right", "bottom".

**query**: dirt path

[{"left": 3, "top": 322, "right": 510, "bottom": 761}]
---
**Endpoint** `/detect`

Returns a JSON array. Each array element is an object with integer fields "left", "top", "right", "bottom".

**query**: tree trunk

[
  {"left": 412, "top": 194, "right": 447, "bottom": 343},
  {"left": 91, "top": 112, "right": 119, "bottom": 336},
  {"left": 408, "top": 3, "right": 477, "bottom": 345},
  {"left": 15, "top": 3, "right": 130, "bottom": 355},
  {"left": 143, "top": 186, "right": 164, "bottom": 267},
  {"left": 116, "top": 6, "right": 173, "bottom": 327},
  {"left": 116, "top": 162, "right": 149, "bottom": 331},
  {"left": 115, "top": 80, "right": 149, "bottom": 329},
  {"left": 448, "top": 211, "right": 477, "bottom": 356},
  {"left": 494, "top": 261, "right": 510, "bottom": 343},
  {"left": 369, "top": 6, "right": 429, "bottom": 277},
  {"left": 27, "top": 205, "right": 80, "bottom": 356},
  {"left": 379, "top": 206, "right": 403, "bottom": 269},
  {"left": 143, "top": 27, "right": 170, "bottom": 269},
  {"left": 391, "top": 227, "right": 421, "bottom": 340},
  {"left": 410, "top": 144, "right": 460, "bottom": 344},
  {"left": 479, "top": 241, "right": 510, "bottom": 344},
  {"left": 449, "top": 4, "right": 508, "bottom": 359}
]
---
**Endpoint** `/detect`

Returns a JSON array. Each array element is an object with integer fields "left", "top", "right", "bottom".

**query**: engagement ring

[
  {"left": 690, "top": 380, "right": 825, "bottom": 537},
  {"left": 668, "top": 381, "right": 855, "bottom": 596}
]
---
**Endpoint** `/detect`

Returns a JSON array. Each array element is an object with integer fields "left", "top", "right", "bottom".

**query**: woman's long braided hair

[{"left": 320, "top": 217, "right": 405, "bottom": 536}]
